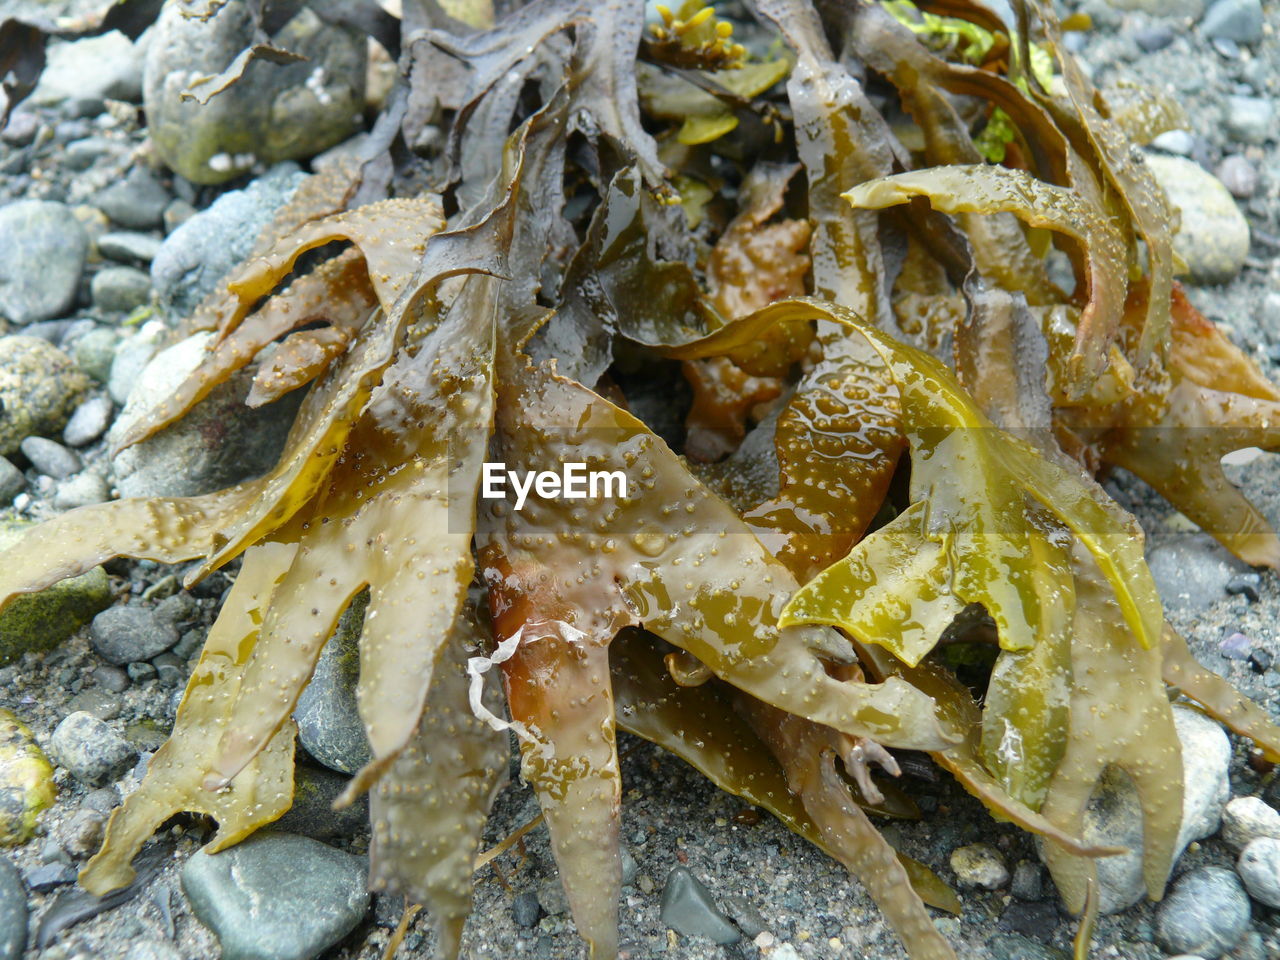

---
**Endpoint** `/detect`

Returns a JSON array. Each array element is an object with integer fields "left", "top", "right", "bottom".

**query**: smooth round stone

[
  {"left": 0, "top": 856, "right": 26, "bottom": 960},
  {"left": 19, "top": 437, "right": 80, "bottom": 479},
  {"left": 1146, "top": 154, "right": 1250, "bottom": 285},
  {"left": 49, "top": 711, "right": 136, "bottom": 787},
  {"left": 1202, "top": 0, "right": 1263, "bottom": 43},
  {"left": 0, "top": 336, "right": 90, "bottom": 455},
  {"left": 1237, "top": 837, "right": 1280, "bottom": 907},
  {"left": 0, "top": 709, "right": 55, "bottom": 846},
  {"left": 97, "top": 232, "right": 162, "bottom": 265},
  {"left": 1224, "top": 96, "right": 1274, "bottom": 146},
  {"left": 1216, "top": 155, "right": 1260, "bottom": 198},
  {"left": 71, "top": 327, "right": 120, "bottom": 383},
  {"left": 0, "top": 460, "right": 22, "bottom": 504},
  {"left": 950, "top": 842, "right": 1009, "bottom": 889},
  {"left": 294, "top": 593, "right": 371, "bottom": 775},
  {"left": 94, "top": 167, "right": 170, "bottom": 231},
  {"left": 181, "top": 831, "right": 369, "bottom": 960},
  {"left": 30, "top": 31, "right": 141, "bottom": 107},
  {"left": 1156, "top": 867, "right": 1250, "bottom": 959},
  {"left": 90, "top": 605, "right": 179, "bottom": 665},
  {"left": 0, "top": 200, "right": 89, "bottom": 325},
  {"left": 91, "top": 266, "right": 152, "bottom": 313},
  {"left": 1221, "top": 796, "right": 1280, "bottom": 850},
  {"left": 660, "top": 866, "right": 740, "bottom": 945},
  {"left": 62, "top": 396, "right": 114, "bottom": 447}
]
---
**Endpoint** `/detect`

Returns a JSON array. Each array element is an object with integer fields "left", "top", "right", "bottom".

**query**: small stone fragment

[
  {"left": 1224, "top": 96, "right": 1274, "bottom": 146},
  {"left": 0, "top": 201, "right": 89, "bottom": 325},
  {"left": 23, "top": 862, "right": 75, "bottom": 893},
  {"left": 97, "top": 232, "right": 162, "bottom": 265},
  {"left": 660, "top": 866, "right": 741, "bottom": 945},
  {"left": 1010, "top": 860, "right": 1045, "bottom": 901},
  {"left": 49, "top": 711, "right": 136, "bottom": 787},
  {"left": 57, "top": 807, "right": 105, "bottom": 859},
  {"left": 950, "top": 842, "right": 1009, "bottom": 890},
  {"left": 53, "top": 471, "right": 112, "bottom": 511},
  {"left": 511, "top": 891, "right": 542, "bottom": 927},
  {"left": 1201, "top": 0, "right": 1263, "bottom": 44}
]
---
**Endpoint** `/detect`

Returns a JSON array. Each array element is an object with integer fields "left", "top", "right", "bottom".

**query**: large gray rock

[
  {"left": 144, "top": 0, "right": 366, "bottom": 185},
  {"left": 294, "top": 593, "right": 371, "bottom": 776},
  {"left": 1201, "top": 0, "right": 1263, "bottom": 43},
  {"left": 0, "top": 201, "right": 89, "bottom": 325},
  {"left": 1147, "top": 155, "right": 1250, "bottom": 286},
  {"left": 150, "top": 163, "right": 307, "bottom": 318},
  {"left": 1156, "top": 867, "right": 1250, "bottom": 958},
  {"left": 30, "top": 31, "right": 142, "bottom": 108},
  {"left": 108, "top": 331, "right": 302, "bottom": 498},
  {"left": 1040, "top": 705, "right": 1231, "bottom": 914},
  {"left": 0, "top": 336, "right": 90, "bottom": 456},
  {"left": 181, "top": 831, "right": 369, "bottom": 960}
]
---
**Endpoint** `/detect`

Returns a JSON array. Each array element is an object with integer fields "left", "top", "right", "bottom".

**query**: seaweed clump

[{"left": 4, "top": 1, "right": 1280, "bottom": 958}]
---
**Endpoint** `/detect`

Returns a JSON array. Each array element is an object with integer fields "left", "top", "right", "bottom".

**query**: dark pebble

[
  {"left": 1011, "top": 860, "right": 1045, "bottom": 901},
  {"left": 90, "top": 605, "right": 179, "bottom": 665},
  {"left": 1134, "top": 24, "right": 1175, "bottom": 52},
  {"left": 722, "top": 894, "right": 767, "bottom": 938},
  {"left": 23, "top": 862, "right": 76, "bottom": 893},
  {"left": 127, "top": 662, "right": 157, "bottom": 683},
  {"left": 512, "top": 891, "right": 542, "bottom": 927},
  {"left": 172, "top": 628, "right": 206, "bottom": 661},
  {"left": 152, "top": 653, "right": 184, "bottom": 685},
  {"left": 660, "top": 866, "right": 741, "bottom": 945},
  {"left": 1226, "top": 572, "right": 1262, "bottom": 601},
  {"left": 999, "top": 900, "right": 1060, "bottom": 940},
  {"left": 0, "top": 856, "right": 26, "bottom": 960},
  {"left": 1249, "top": 649, "right": 1273, "bottom": 673},
  {"left": 274, "top": 766, "right": 368, "bottom": 840},
  {"left": 93, "top": 664, "right": 129, "bottom": 693}
]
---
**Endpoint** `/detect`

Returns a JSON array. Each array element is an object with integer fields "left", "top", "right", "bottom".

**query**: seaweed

[{"left": 5, "top": 2, "right": 1280, "bottom": 959}]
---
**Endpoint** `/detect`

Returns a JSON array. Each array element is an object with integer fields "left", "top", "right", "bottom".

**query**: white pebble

[
  {"left": 1238, "top": 837, "right": 1280, "bottom": 908},
  {"left": 950, "top": 842, "right": 1009, "bottom": 890},
  {"left": 1221, "top": 796, "right": 1280, "bottom": 850}
]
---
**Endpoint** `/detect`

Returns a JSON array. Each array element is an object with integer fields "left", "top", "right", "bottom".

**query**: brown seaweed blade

[
  {"left": 369, "top": 602, "right": 507, "bottom": 960},
  {"left": 843, "top": 166, "right": 1127, "bottom": 387},
  {"left": 478, "top": 355, "right": 960, "bottom": 752},
  {"left": 1039, "top": 548, "right": 1183, "bottom": 914},
  {"left": 1162, "top": 628, "right": 1280, "bottom": 762},
  {"left": 82, "top": 542, "right": 299, "bottom": 893}
]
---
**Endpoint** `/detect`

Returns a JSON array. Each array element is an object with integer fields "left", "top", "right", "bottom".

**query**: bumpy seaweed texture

[{"left": 5, "top": 1, "right": 1280, "bottom": 959}]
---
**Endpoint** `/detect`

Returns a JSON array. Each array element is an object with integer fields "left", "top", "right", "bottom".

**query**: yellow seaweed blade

[{"left": 81, "top": 542, "right": 298, "bottom": 894}]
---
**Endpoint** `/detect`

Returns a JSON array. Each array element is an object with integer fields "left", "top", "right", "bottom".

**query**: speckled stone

[{"left": 1146, "top": 154, "right": 1250, "bottom": 285}]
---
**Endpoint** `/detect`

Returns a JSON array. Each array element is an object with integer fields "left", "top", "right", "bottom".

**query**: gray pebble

[
  {"left": 91, "top": 266, "right": 152, "bottom": 313},
  {"left": 66, "top": 688, "right": 122, "bottom": 721},
  {"left": 1224, "top": 96, "right": 1274, "bottom": 146},
  {"left": 536, "top": 877, "right": 569, "bottom": 917},
  {"left": 181, "top": 831, "right": 369, "bottom": 960},
  {"left": 23, "top": 861, "right": 76, "bottom": 893},
  {"left": 274, "top": 766, "right": 368, "bottom": 840},
  {"left": 81, "top": 786, "right": 119, "bottom": 815},
  {"left": 152, "top": 652, "right": 184, "bottom": 685},
  {"left": 1, "top": 112, "right": 37, "bottom": 147},
  {"left": 57, "top": 807, "right": 105, "bottom": 858},
  {"left": 1011, "top": 860, "right": 1045, "bottom": 901},
  {"left": 49, "top": 711, "right": 136, "bottom": 786},
  {"left": 20, "top": 437, "right": 80, "bottom": 479},
  {"left": 0, "top": 857, "right": 25, "bottom": 960},
  {"left": 71, "top": 327, "right": 120, "bottom": 383},
  {"left": 90, "top": 605, "right": 179, "bottom": 664},
  {"left": 0, "top": 338, "right": 87, "bottom": 454},
  {"left": 1221, "top": 796, "right": 1280, "bottom": 850},
  {"left": 62, "top": 396, "right": 114, "bottom": 447},
  {"left": 162, "top": 199, "right": 196, "bottom": 234},
  {"left": 64, "top": 137, "right": 120, "bottom": 171},
  {"left": 987, "top": 933, "right": 1068, "bottom": 960},
  {"left": 97, "top": 232, "right": 162, "bottom": 265},
  {"left": 92, "top": 664, "right": 129, "bottom": 693},
  {"left": 1201, "top": 0, "right": 1263, "bottom": 44},
  {"left": 1237, "top": 837, "right": 1280, "bottom": 907},
  {"left": 1134, "top": 23, "right": 1175, "bottom": 52},
  {"left": 0, "top": 200, "right": 89, "bottom": 325},
  {"left": 1148, "top": 534, "right": 1251, "bottom": 611},
  {"left": 31, "top": 32, "right": 141, "bottom": 107},
  {"left": 1215, "top": 156, "right": 1260, "bottom": 198},
  {"left": 172, "top": 628, "right": 206, "bottom": 661},
  {"left": 95, "top": 167, "right": 170, "bottom": 230},
  {"left": 0, "top": 459, "right": 23, "bottom": 503},
  {"left": 127, "top": 662, "right": 158, "bottom": 683},
  {"left": 511, "top": 891, "right": 541, "bottom": 927},
  {"left": 660, "top": 866, "right": 740, "bottom": 945},
  {"left": 294, "top": 593, "right": 372, "bottom": 775},
  {"left": 52, "top": 471, "right": 111, "bottom": 511},
  {"left": 1156, "top": 866, "right": 1250, "bottom": 959},
  {"left": 722, "top": 894, "right": 767, "bottom": 938}
]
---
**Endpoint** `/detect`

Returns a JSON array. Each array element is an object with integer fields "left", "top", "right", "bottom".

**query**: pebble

[
  {"left": 93, "top": 664, "right": 129, "bottom": 693},
  {"left": 151, "top": 653, "right": 184, "bottom": 685},
  {"left": 1146, "top": 534, "right": 1250, "bottom": 611},
  {"left": 0, "top": 856, "right": 25, "bottom": 960},
  {"left": 0, "top": 201, "right": 89, "bottom": 325},
  {"left": 1224, "top": 570, "right": 1262, "bottom": 601},
  {"left": 91, "top": 266, "right": 152, "bottom": 313},
  {"left": 511, "top": 891, "right": 542, "bottom": 927},
  {"left": 23, "top": 861, "right": 76, "bottom": 893},
  {"left": 275, "top": 766, "right": 368, "bottom": 840},
  {"left": 66, "top": 688, "right": 122, "bottom": 722},
  {"left": 49, "top": 711, "right": 136, "bottom": 787},
  {"left": 52, "top": 471, "right": 111, "bottom": 511},
  {"left": 723, "top": 894, "right": 767, "bottom": 938},
  {"left": 1221, "top": 632, "right": 1253, "bottom": 659},
  {"left": 62, "top": 396, "right": 114, "bottom": 448},
  {"left": 145, "top": 2, "right": 366, "bottom": 184},
  {"left": 90, "top": 605, "right": 180, "bottom": 665},
  {"left": 71, "top": 326, "right": 121, "bottom": 383},
  {"left": 660, "top": 866, "right": 741, "bottom": 944},
  {"left": 95, "top": 167, "right": 171, "bottom": 231},
  {"left": 987, "top": 933, "right": 1068, "bottom": 960},
  {"left": 950, "top": 842, "right": 1009, "bottom": 890},
  {"left": 0, "top": 709, "right": 56, "bottom": 845},
  {"left": 30, "top": 31, "right": 142, "bottom": 108},
  {"left": 0, "top": 460, "right": 22, "bottom": 503},
  {"left": 1011, "top": 860, "right": 1045, "bottom": 901},
  {"left": 108, "top": 331, "right": 303, "bottom": 498},
  {"left": 181, "top": 831, "right": 369, "bottom": 960},
  {"left": 150, "top": 163, "right": 307, "bottom": 316},
  {"left": 1224, "top": 96, "right": 1273, "bottom": 146},
  {"left": 1151, "top": 129, "right": 1196, "bottom": 156},
  {"left": 57, "top": 807, "right": 105, "bottom": 859},
  {"left": 1236, "top": 836, "right": 1280, "bottom": 907},
  {"left": 162, "top": 199, "right": 196, "bottom": 234},
  {"left": 97, "top": 232, "right": 162, "bottom": 265},
  {"left": 536, "top": 877, "right": 570, "bottom": 917},
  {"left": 1134, "top": 23, "right": 1175, "bottom": 52},
  {"left": 19, "top": 437, "right": 80, "bottom": 479},
  {"left": 0, "top": 336, "right": 90, "bottom": 455},
  {"left": 1201, "top": 0, "right": 1263, "bottom": 43},
  {"left": 294, "top": 593, "right": 371, "bottom": 775},
  {"left": 0, "top": 112, "right": 37, "bottom": 147},
  {"left": 107, "top": 321, "right": 166, "bottom": 406},
  {"left": 127, "top": 662, "right": 157, "bottom": 684},
  {"left": 1215, "top": 156, "right": 1260, "bottom": 198},
  {"left": 64, "top": 137, "right": 120, "bottom": 171},
  {"left": 1156, "top": 867, "right": 1250, "bottom": 958},
  {"left": 1047, "top": 705, "right": 1230, "bottom": 913},
  {"left": 1146, "top": 155, "right": 1250, "bottom": 285}
]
